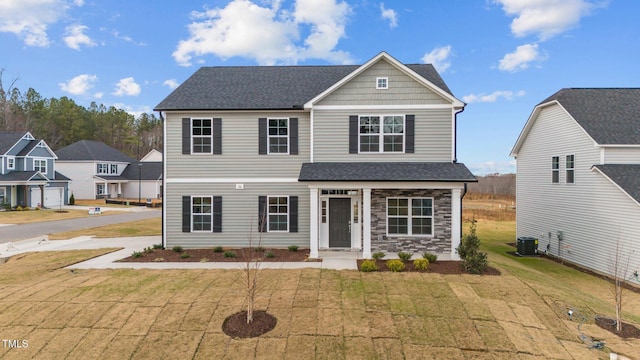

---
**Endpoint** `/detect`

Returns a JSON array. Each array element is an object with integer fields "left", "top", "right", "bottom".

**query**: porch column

[
  {"left": 362, "top": 188, "right": 372, "bottom": 259},
  {"left": 451, "top": 188, "right": 462, "bottom": 260},
  {"left": 309, "top": 187, "right": 319, "bottom": 258}
]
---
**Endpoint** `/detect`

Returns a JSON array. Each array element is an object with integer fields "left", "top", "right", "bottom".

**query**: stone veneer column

[
  {"left": 309, "top": 187, "right": 319, "bottom": 258},
  {"left": 362, "top": 188, "right": 372, "bottom": 258}
]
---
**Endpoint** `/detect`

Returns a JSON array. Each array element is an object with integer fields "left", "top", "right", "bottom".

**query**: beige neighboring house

[
  {"left": 155, "top": 51, "right": 476, "bottom": 258},
  {"left": 141, "top": 149, "right": 162, "bottom": 162},
  {"left": 55, "top": 140, "right": 162, "bottom": 200}
]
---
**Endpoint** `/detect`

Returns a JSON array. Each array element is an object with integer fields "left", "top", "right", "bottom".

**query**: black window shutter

[
  {"left": 212, "top": 196, "right": 222, "bottom": 232},
  {"left": 258, "top": 118, "right": 267, "bottom": 155},
  {"left": 182, "top": 196, "right": 191, "bottom": 232},
  {"left": 406, "top": 115, "right": 415, "bottom": 153},
  {"left": 212, "top": 118, "right": 222, "bottom": 155},
  {"left": 182, "top": 118, "right": 191, "bottom": 154},
  {"left": 349, "top": 115, "right": 358, "bottom": 154},
  {"left": 258, "top": 196, "right": 267, "bottom": 232},
  {"left": 289, "top": 118, "right": 298, "bottom": 155},
  {"left": 289, "top": 196, "right": 298, "bottom": 232}
]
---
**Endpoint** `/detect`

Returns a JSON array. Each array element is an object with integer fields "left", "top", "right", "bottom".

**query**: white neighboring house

[
  {"left": 141, "top": 149, "right": 162, "bottom": 162},
  {"left": 511, "top": 88, "right": 640, "bottom": 286},
  {"left": 55, "top": 140, "right": 162, "bottom": 200}
]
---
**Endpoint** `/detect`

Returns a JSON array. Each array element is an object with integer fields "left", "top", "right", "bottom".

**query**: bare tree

[
  {"left": 241, "top": 210, "right": 267, "bottom": 324},
  {"left": 609, "top": 239, "right": 632, "bottom": 333}
]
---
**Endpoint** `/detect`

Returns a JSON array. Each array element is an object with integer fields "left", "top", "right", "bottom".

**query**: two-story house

[
  {"left": 155, "top": 52, "right": 476, "bottom": 259},
  {"left": 0, "top": 131, "right": 69, "bottom": 208},
  {"left": 55, "top": 140, "right": 162, "bottom": 200},
  {"left": 511, "top": 88, "right": 640, "bottom": 285}
]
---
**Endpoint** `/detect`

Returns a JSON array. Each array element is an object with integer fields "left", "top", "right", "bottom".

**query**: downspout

[
  {"left": 158, "top": 110, "right": 166, "bottom": 249},
  {"left": 453, "top": 106, "right": 465, "bottom": 163}
]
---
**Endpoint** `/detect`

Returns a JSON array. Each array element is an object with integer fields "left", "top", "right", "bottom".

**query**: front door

[{"left": 329, "top": 198, "right": 351, "bottom": 247}]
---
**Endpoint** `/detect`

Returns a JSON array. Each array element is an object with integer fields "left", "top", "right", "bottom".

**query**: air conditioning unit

[{"left": 516, "top": 237, "right": 538, "bottom": 256}]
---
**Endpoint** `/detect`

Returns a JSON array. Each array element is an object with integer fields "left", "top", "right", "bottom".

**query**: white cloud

[
  {"left": 462, "top": 90, "right": 525, "bottom": 103},
  {"left": 469, "top": 160, "right": 517, "bottom": 176},
  {"left": 0, "top": 0, "right": 83, "bottom": 47},
  {"left": 380, "top": 3, "right": 398, "bottom": 28},
  {"left": 173, "top": 0, "right": 353, "bottom": 66},
  {"left": 113, "top": 77, "right": 141, "bottom": 96},
  {"left": 494, "top": 0, "right": 601, "bottom": 41},
  {"left": 59, "top": 74, "right": 97, "bottom": 95},
  {"left": 421, "top": 45, "right": 452, "bottom": 73},
  {"left": 112, "top": 103, "right": 151, "bottom": 119},
  {"left": 63, "top": 24, "right": 96, "bottom": 50},
  {"left": 112, "top": 30, "right": 146, "bottom": 46},
  {"left": 163, "top": 79, "right": 179, "bottom": 89},
  {"left": 498, "top": 43, "right": 547, "bottom": 72}
]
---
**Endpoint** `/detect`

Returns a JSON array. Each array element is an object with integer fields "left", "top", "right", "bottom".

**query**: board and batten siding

[
  {"left": 165, "top": 182, "right": 309, "bottom": 248},
  {"left": 317, "top": 59, "right": 450, "bottom": 106},
  {"left": 165, "top": 111, "right": 309, "bottom": 179},
  {"left": 313, "top": 108, "right": 453, "bottom": 162},
  {"left": 516, "top": 104, "right": 640, "bottom": 285},
  {"left": 603, "top": 147, "right": 640, "bottom": 164}
]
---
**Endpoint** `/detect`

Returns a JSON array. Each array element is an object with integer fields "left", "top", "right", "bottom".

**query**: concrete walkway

[{"left": 0, "top": 235, "right": 360, "bottom": 270}]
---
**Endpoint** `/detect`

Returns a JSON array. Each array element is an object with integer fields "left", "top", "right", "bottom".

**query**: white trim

[
  {"left": 309, "top": 188, "right": 319, "bottom": 258},
  {"left": 162, "top": 111, "right": 167, "bottom": 248},
  {"left": 362, "top": 188, "right": 372, "bottom": 259},
  {"left": 386, "top": 197, "right": 434, "bottom": 237},
  {"left": 266, "top": 195, "right": 289, "bottom": 233},
  {"left": 24, "top": 140, "right": 57, "bottom": 159},
  {"left": 6, "top": 156, "right": 15, "bottom": 170},
  {"left": 311, "top": 104, "right": 454, "bottom": 110},
  {"left": 191, "top": 195, "right": 214, "bottom": 232},
  {"left": 166, "top": 177, "right": 299, "bottom": 183},
  {"left": 600, "top": 148, "right": 605, "bottom": 164},
  {"left": 310, "top": 108, "right": 314, "bottom": 163},
  {"left": 451, "top": 188, "right": 462, "bottom": 260},
  {"left": 4, "top": 132, "right": 35, "bottom": 155},
  {"left": 596, "top": 144, "right": 640, "bottom": 148},
  {"left": 304, "top": 181, "right": 466, "bottom": 190},
  {"left": 266, "top": 117, "right": 290, "bottom": 155}
]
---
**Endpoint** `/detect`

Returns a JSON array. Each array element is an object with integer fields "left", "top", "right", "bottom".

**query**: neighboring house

[
  {"left": 511, "top": 88, "right": 640, "bottom": 286},
  {"left": 55, "top": 140, "right": 162, "bottom": 200},
  {"left": 155, "top": 52, "right": 476, "bottom": 259},
  {"left": 141, "top": 149, "right": 162, "bottom": 162},
  {"left": 0, "top": 131, "right": 70, "bottom": 208}
]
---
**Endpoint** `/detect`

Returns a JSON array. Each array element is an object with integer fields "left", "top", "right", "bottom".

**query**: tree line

[
  {"left": 467, "top": 173, "right": 515, "bottom": 197},
  {"left": 0, "top": 70, "right": 162, "bottom": 159}
]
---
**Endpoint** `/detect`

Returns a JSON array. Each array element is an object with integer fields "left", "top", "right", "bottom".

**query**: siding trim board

[{"left": 167, "top": 178, "right": 299, "bottom": 183}]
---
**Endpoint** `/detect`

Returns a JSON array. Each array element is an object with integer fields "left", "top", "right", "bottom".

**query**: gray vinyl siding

[
  {"left": 28, "top": 146, "right": 54, "bottom": 158},
  {"left": 165, "top": 111, "right": 309, "bottom": 178},
  {"left": 165, "top": 182, "right": 309, "bottom": 248},
  {"left": 317, "top": 59, "right": 450, "bottom": 106},
  {"left": 516, "top": 104, "right": 640, "bottom": 285},
  {"left": 314, "top": 108, "right": 452, "bottom": 162},
  {"left": 603, "top": 147, "right": 640, "bottom": 164}
]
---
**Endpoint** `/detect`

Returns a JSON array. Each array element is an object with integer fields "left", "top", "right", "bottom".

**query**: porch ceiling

[{"left": 299, "top": 162, "right": 477, "bottom": 182}]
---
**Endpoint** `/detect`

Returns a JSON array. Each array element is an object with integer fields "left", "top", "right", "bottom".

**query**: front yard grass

[
  {"left": 1, "top": 227, "right": 640, "bottom": 359},
  {"left": 48, "top": 217, "right": 161, "bottom": 240}
]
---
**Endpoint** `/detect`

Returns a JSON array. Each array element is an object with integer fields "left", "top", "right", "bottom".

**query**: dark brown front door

[{"left": 329, "top": 198, "right": 350, "bottom": 247}]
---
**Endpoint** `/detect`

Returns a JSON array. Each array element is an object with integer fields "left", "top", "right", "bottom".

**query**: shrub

[
  {"left": 180, "top": 252, "right": 192, "bottom": 259},
  {"left": 172, "top": 246, "right": 183, "bottom": 253},
  {"left": 200, "top": 258, "right": 209, "bottom": 262},
  {"left": 69, "top": 193, "right": 75, "bottom": 205},
  {"left": 131, "top": 251, "right": 142, "bottom": 258},
  {"left": 457, "top": 219, "right": 488, "bottom": 274},
  {"left": 223, "top": 251, "right": 237, "bottom": 258},
  {"left": 143, "top": 247, "right": 154, "bottom": 254},
  {"left": 15, "top": 206, "right": 23, "bottom": 211},
  {"left": 265, "top": 251, "right": 275, "bottom": 258},
  {"left": 397, "top": 251, "right": 413, "bottom": 262},
  {"left": 152, "top": 243, "right": 163, "bottom": 249},
  {"left": 462, "top": 252, "right": 488, "bottom": 274},
  {"left": 372, "top": 251, "right": 386, "bottom": 261},
  {"left": 360, "top": 260, "right": 378, "bottom": 272},
  {"left": 386, "top": 259, "right": 405, "bottom": 272},
  {"left": 213, "top": 246, "right": 224, "bottom": 253},
  {"left": 414, "top": 258, "right": 429, "bottom": 271},
  {"left": 422, "top": 252, "right": 438, "bottom": 263},
  {"left": 34, "top": 207, "right": 40, "bottom": 210},
  {"left": 288, "top": 245, "right": 299, "bottom": 252},
  {"left": 254, "top": 246, "right": 265, "bottom": 253}
]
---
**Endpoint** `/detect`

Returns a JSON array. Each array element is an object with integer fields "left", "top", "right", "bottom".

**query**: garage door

[{"left": 30, "top": 187, "right": 64, "bottom": 208}]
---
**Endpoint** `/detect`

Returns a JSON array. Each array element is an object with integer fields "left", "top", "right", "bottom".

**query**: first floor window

[
  {"left": 0, "top": 188, "right": 5, "bottom": 203},
  {"left": 268, "top": 196, "right": 288, "bottom": 232},
  {"left": 551, "top": 156, "right": 559, "bottom": 183},
  {"left": 566, "top": 155, "right": 575, "bottom": 183},
  {"left": 192, "top": 196, "right": 212, "bottom": 231},
  {"left": 34, "top": 159, "right": 47, "bottom": 173},
  {"left": 387, "top": 197, "right": 433, "bottom": 236},
  {"left": 192, "top": 118, "right": 212, "bottom": 153},
  {"left": 96, "top": 183, "right": 106, "bottom": 195},
  {"left": 268, "top": 118, "right": 288, "bottom": 154}
]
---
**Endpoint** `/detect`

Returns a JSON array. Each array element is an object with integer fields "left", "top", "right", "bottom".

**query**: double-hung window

[
  {"left": 387, "top": 198, "right": 433, "bottom": 236},
  {"left": 551, "top": 156, "right": 559, "bottom": 183},
  {"left": 110, "top": 164, "right": 118, "bottom": 174},
  {"left": 268, "top": 118, "right": 288, "bottom": 154},
  {"left": 97, "top": 163, "right": 108, "bottom": 174},
  {"left": 192, "top": 196, "right": 212, "bottom": 231},
  {"left": 34, "top": 159, "right": 47, "bottom": 173},
  {"left": 566, "top": 155, "right": 575, "bottom": 183},
  {"left": 7, "top": 157, "right": 15, "bottom": 170},
  {"left": 192, "top": 118, "right": 212, "bottom": 154},
  {"left": 267, "top": 196, "right": 289, "bottom": 232},
  {"left": 359, "top": 115, "right": 404, "bottom": 153}
]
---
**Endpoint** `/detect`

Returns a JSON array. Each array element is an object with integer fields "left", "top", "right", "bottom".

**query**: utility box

[{"left": 516, "top": 237, "right": 538, "bottom": 256}]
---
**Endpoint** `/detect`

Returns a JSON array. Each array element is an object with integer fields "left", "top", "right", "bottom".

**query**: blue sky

[{"left": 1, "top": 0, "right": 639, "bottom": 174}]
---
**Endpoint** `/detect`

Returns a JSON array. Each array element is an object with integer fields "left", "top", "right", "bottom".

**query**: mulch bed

[
  {"left": 357, "top": 259, "right": 501, "bottom": 275},
  {"left": 222, "top": 310, "right": 277, "bottom": 338},
  {"left": 594, "top": 316, "right": 640, "bottom": 339},
  {"left": 119, "top": 248, "right": 314, "bottom": 262}
]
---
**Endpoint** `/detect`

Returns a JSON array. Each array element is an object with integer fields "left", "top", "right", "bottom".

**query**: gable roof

[
  {"left": 56, "top": 140, "right": 135, "bottom": 162},
  {"left": 16, "top": 139, "right": 57, "bottom": 158},
  {"left": 0, "top": 131, "right": 28, "bottom": 154},
  {"left": 592, "top": 164, "right": 640, "bottom": 206},
  {"left": 299, "top": 162, "right": 476, "bottom": 182},
  {"left": 154, "top": 52, "right": 456, "bottom": 111},
  {"left": 121, "top": 161, "right": 163, "bottom": 180}
]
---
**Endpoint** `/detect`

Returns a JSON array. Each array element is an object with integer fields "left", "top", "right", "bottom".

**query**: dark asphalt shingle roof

[
  {"left": 0, "top": 131, "right": 27, "bottom": 154},
  {"left": 593, "top": 164, "right": 640, "bottom": 204},
  {"left": 16, "top": 139, "right": 39, "bottom": 156},
  {"left": 298, "top": 162, "right": 476, "bottom": 182},
  {"left": 155, "top": 63, "right": 452, "bottom": 111},
  {"left": 53, "top": 171, "right": 71, "bottom": 181},
  {"left": 540, "top": 88, "right": 640, "bottom": 145},
  {"left": 56, "top": 140, "right": 136, "bottom": 162},
  {"left": 121, "top": 162, "right": 163, "bottom": 181},
  {"left": 0, "top": 171, "right": 47, "bottom": 182}
]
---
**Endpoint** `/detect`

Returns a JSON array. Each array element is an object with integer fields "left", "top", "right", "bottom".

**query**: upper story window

[
  {"left": 34, "top": 159, "right": 47, "bottom": 173},
  {"left": 110, "top": 164, "right": 118, "bottom": 174},
  {"left": 551, "top": 156, "right": 559, "bottom": 183},
  {"left": 7, "top": 156, "right": 15, "bottom": 170},
  {"left": 359, "top": 115, "right": 404, "bottom": 153},
  {"left": 192, "top": 118, "right": 212, "bottom": 154},
  {"left": 97, "top": 163, "right": 108, "bottom": 174},
  {"left": 376, "top": 77, "right": 388, "bottom": 89},
  {"left": 566, "top": 155, "right": 575, "bottom": 184},
  {"left": 268, "top": 118, "right": 288, "bottom": 154}
]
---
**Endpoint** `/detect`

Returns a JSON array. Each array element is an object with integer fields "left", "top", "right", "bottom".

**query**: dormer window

[
  {"left": 7, "top": 156, "right": 15, "bottom": 170},
  {"left": 376, "top": 77, "right": 388, "bottom": 89}
]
